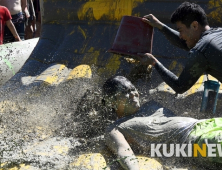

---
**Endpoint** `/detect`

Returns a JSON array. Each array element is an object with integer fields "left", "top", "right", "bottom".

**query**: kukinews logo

[{"left": 151, "top": 144, "right": 222, "bottom": 157}]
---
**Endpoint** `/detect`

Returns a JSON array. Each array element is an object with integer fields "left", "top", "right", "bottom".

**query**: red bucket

[{"left": 108, "top": 16, "right": 154, "bottom": 56}]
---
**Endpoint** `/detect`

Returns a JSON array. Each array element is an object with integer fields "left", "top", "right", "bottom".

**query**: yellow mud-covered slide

[{"left": 0, "top": 0, "right": 222, "bottom": 169}]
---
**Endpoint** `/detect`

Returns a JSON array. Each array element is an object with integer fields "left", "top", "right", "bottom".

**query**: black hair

[
  {"left": 102, "top": 76, "right": 135, "bottom": 105},
  {"left": 171, "top": 1, "right": 208, "bottom": 27}
]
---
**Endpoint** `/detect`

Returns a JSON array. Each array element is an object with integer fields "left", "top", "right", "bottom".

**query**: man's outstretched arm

[
  {"left": 135, "top": 50, "right": 207, "bottom": 94},
  {"left": 142, "top": 14, "right": 189, "bottom": 51},
  {"left": 5, "top": 20, "right": 21, "bottom": 41},
  {"left": 105, "top": 127, "right": 139, "bottom": 170}
]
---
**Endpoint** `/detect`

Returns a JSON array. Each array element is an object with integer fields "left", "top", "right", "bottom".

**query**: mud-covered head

[
  {"left": 102, "top": 76, "right": 135, "bottom": 102},
  {"left": 102, "top": 76, "right": 140, "bottom": 118},
  {"left": 171, "top": 1, "right": 208, "bottom": 28}
]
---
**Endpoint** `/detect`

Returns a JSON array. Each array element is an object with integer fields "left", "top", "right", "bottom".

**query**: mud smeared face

[{"left": 115, "top": 86, "right": 140, "bottom": 117}]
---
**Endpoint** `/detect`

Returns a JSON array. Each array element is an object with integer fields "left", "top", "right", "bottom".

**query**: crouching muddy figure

[{"left": 102, "top": 76, "right": 222, "bottom": 170}]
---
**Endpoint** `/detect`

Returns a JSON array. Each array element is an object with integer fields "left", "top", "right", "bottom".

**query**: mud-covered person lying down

[{"left": 102, "top": 76, "right": 222, "bottom": 170}]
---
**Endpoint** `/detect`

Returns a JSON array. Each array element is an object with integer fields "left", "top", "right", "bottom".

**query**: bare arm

[
  {"left": 5, "top": 20, "right": 21, "bottom": 41},
  {"left": 29, "top": 0, "right": 36, "bottom": 32},
  {"left": 29, "top": 0, "right": 36, "bottom": 18},
  {"left": 105, "top": 127, "right": 139, "bottom": 170},
  {"left": 21, "top": 0, "right": 30, "bottom": 18}
]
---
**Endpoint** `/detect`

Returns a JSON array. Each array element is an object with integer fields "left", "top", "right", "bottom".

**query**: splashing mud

[
  {"left": 0, "top": 72, "right": 119, "bottom": 169},
  {"left": 0, "top": 71, "right": 219, "bottom": 170}
]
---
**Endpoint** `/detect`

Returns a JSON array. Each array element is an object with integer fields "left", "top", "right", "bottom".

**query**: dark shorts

[{"left": 4, "top": 12, "right": 25, "bottom": 43}]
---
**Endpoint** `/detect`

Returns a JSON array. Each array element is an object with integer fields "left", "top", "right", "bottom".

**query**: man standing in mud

[
  {"left": 136, "top": 2, "right": 222, "bottom": 94},
  {"left": 0, "top": 0, "right": 29, "bottom": 42}
]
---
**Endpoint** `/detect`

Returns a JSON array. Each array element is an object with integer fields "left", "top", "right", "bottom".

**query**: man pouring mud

[
  {"left": 0, "top": 0, "right": 29, "bottom": 42},
  {"left": 136, "top": 2, "right": 222, "bottom": 94}
]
